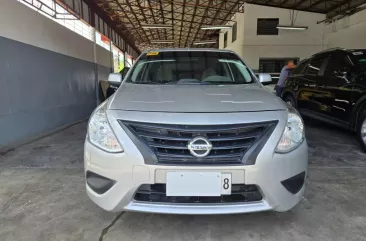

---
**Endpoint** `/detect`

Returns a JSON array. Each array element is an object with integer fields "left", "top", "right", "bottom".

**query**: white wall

[
  {"left": 0, "top": 0, "right": 111, "bottom": 148},
  {"left": 220, "top": 4, "right": 366, "bottom": 71},
  {"left": 220, "top": 3, "right": 326, "bottom": 70},
  {"left": 0, "top": 0, "right": 111, "bottom": 68},
  {"left": 219, "top": 12, "right": 245, "bottom": 55},
  {"left": 325, "top": 8, "right": 366, "bottom": 49},
  {"left": 96, "top": 45, "right": 112, "bottom": 67}
]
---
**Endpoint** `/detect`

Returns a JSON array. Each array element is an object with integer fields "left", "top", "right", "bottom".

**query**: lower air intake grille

[
  {"left": 134, "top": 184, "right": 262, "bottom": 204},
  {"left": 120, "top": 120, "right": 277, "bottom": 165}
]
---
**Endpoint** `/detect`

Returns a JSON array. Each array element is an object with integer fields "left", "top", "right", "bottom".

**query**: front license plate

[{"left": 166, "top": 172, "right": 232, "bottom": 197}]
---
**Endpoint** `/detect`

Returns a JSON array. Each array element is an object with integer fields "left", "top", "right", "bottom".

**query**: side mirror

[
  {"left": 258, "top": 73, "right": 272, "bottom": 85},
  {"left": 108, "top": 73, "right": 122, "bottom": 87},
  {"left": 120, "top": 67, "right": 130, "bottom": 79}
]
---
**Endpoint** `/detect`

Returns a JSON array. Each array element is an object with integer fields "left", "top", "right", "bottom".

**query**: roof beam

[
  {"left": 327, "top": 0, "right": 366, "bottom": 18},
  {"left": 171, "top": 0, "right": 175, "bottom": 44},
  {"left": 327, "top": 0, "right": 352, "bottom": 12},
  {"left": 158, "top": 0, "right": 168, "bottom": 40},
  {"left": 113, "top": 0, "right": 244, "bottom": 12},
  {"left": 117, "top": 14, "right": 219, "bottom": 26},
  {"left": 184, "top": 0, "right": 200, "bottom": 47},
  {"left": 303, "top": 0, "right": 326, "bottom": 10},
  {"left": 248, "top": 2, "right": 325, "bottom": 13},
  {"left": 279, "top": 0, "right": 292, "bottom": 7},
  {"left": 112, "top": 0, "right": 148, "bottom": 44},
  {"left": 109, "top": 6, "right": 231, "bottom": 22},
  {"left": 83, "top": 0, "right": 140, "bottom": 53},
  {"left": 219, "top": 1, "right": 242, "bottom": 25},
  {"left": 191, "top": 0, "right": 214, "bottom": 47},
  {"left": 291, "top": 0, "right": 309, "bottom": 9},
  {"left": 164, "top": 0, "right": 236, "bottom": 13},
  {"left": 123, "top": 0, "right": 151, "bottom": 43},
  {"left": 211, "top": 0, "right": 242, "bottom": 48},
  {"left": 178, "top": 0, "right": 186, "bottom": 47},
  {"left": 135, "top": 0, "right": 156, "bottom": 42},
  {"left": 201, "top": 0, "right": 230, "bottom": 41},
  {"left": 146, "top": 0, "right": 162, "bottom": 40}
]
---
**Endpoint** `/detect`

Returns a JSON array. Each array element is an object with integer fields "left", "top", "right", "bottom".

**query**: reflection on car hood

[{"left": 108, "top": 83, "right": 286, "bottom": 113}]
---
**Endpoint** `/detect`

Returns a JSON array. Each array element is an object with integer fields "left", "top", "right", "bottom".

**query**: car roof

[
  {"left": 346, "top": 49, "right": 366, "bottom": 53},
  {"left": 142, "top": 48, "right": 236, "bottom": 54},
  {"left": 295, "top": 48, "right": 365, "bottom": 68},
  {"left": 311, "top": 48, "right": 366, "bottom": 58},
  {"left": 297, "top": 58, "right": 309, "bottom": 64}
]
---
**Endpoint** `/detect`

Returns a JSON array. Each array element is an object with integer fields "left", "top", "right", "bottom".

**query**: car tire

[
  {"left": 356, "top": 109, "right": 366, "bottom": 153},
  {"left": 284, "top": 95, "right": 296, "bottom": 108}
]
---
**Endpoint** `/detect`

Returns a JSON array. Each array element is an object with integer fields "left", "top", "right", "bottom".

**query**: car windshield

[
  {"left": 126, "top": 51, "right": 255, "bottom": 85},
  {"left": 350, "top": 50, "right": 366, "bottom": 71}
]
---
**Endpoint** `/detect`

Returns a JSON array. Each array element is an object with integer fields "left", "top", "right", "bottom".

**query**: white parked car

[{"left": 84, "top": 49, "right": 308, "bottom": 214}]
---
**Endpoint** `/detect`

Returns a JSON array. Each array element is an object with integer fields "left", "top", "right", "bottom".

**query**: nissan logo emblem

[{"left": 187, "top": 137, "right": 213, "bottom": 158}]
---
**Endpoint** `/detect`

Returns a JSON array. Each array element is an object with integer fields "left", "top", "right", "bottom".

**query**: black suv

[{"left": 282, "top": 48, "right": 366, "bottom": 152}]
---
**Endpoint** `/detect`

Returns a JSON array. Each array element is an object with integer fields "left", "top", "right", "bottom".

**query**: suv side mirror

[
  {"left": 258, "top": 73, "right": 272, "bottom": 85},
  {"left": 108, "top": 73, "right": 122, "bottom": 87}
]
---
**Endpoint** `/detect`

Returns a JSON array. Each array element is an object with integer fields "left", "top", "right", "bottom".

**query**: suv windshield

[{"left": 126, "top": 51, "right": 255, "bottom": 85}]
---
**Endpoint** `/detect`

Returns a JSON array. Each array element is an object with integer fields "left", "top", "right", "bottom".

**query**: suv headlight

[
  {"left": 275, "top": 107, "right": 305, "bottom": 153},
  {"left": 87, "top": 102, "right": 123, "bottom": 152}
]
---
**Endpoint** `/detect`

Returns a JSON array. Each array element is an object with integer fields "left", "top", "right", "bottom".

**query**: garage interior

[{"left": 1, "top": 0, "right": 366, "bottom": 240}]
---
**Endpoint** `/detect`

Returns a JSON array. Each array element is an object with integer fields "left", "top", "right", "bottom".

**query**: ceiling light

[
  {"left": 277, "top": 25, "right": 308, "bottom": 30},
  {"left": 201, "top": 25, "right": 232, "bottom": 30},
  {"left": 193, "top": 41, "right": 217, "bottom": 45},
  {"left": 150, "top": 40, "right": 175, "bottom": 44},
  {"left": 141, "top": 24, "right": 173, "bottom": 29}
]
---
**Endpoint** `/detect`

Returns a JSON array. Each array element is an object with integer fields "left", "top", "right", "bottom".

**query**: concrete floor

[{"left": 1, "top": 120, "right": 366, "bottom": 241}]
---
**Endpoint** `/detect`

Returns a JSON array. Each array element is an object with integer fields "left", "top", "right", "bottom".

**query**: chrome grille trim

[{"left": 120, "top": 120, "right": 278, "bottom": 165}]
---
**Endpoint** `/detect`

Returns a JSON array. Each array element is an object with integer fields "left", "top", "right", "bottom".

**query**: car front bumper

[{"left": 84, "top": 138, "right": 308, "bottom": 214}]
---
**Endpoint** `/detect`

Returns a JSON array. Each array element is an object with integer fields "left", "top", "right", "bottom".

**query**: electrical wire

[{"left": 289, "top": 9, "right": 299, "bottom": 25}]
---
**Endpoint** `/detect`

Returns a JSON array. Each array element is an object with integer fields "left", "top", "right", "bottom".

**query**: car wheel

[
  {"left": 284, "top": 95, "right": 296, "bottom": 108},
  {"left": 356, "top": 109, "right": 366, "bottom": 152}
]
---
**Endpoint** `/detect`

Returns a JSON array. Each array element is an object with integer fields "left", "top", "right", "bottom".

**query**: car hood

[{"left": 108, "top": 83, "right": 286, "bottom": 113}]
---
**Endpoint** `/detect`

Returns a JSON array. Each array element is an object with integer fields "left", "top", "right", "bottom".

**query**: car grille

[
  {"left": 120, "top": 121, "right": 277, "bottom": 165},
  {"left": 134, "top": 184, "right": 262, "bottom": 204}
]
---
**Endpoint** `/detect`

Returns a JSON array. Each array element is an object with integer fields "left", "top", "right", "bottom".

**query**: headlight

[
  {"left": 275, "top": 107, "right": 305, "bottom": 153},
  {"left": 88, "top": 102, "right": 123, "bottom": 152}
]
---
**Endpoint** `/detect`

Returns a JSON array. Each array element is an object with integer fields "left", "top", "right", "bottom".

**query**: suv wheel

[
  {"left": 357, "top": 110, "right": 366, "bottom": 152},
  {"left": 284, "top": 95, "right": 296, "bottom": 108}
]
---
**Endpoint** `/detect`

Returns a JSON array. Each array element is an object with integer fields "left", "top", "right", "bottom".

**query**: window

[
  {"left": 259, "top": 58, "right": 299, "bottom": 73},
  {"left": 18, "top": 0, "right": 94, "bottom": 41},
  {"left": 224, "top": 32, "right": 228, "bottom": 48},
  {"left": 292, "top": 60, "right": 309, "bottom": 75},
  {"left": 257, "top": 19, "right": 279, "bottom": 35},
  {"left": 232, "top": 22, "right": 237, "bottom": 42},
  {"left": 306, "top": 56, "right": 326, "bottom": 76},
  {"left": 324, "top": 53, "right": 352, "bottom": 76},
  {"left": 112, "top": 45, "right": 125, "bottom": 73},
  {"left": 126, "top": 54, "right": 133, "bottom": 68},
  {"left": 127, "top": 51, "right": 255, "bottom": 85},
  {"left": 95, "top": 31, "right": 111, "bottom": 51}
]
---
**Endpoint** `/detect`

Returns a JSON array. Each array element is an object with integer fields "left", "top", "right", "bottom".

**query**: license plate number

[{"left": 166, "top": 172, "right": 232, "bottom": 197}]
